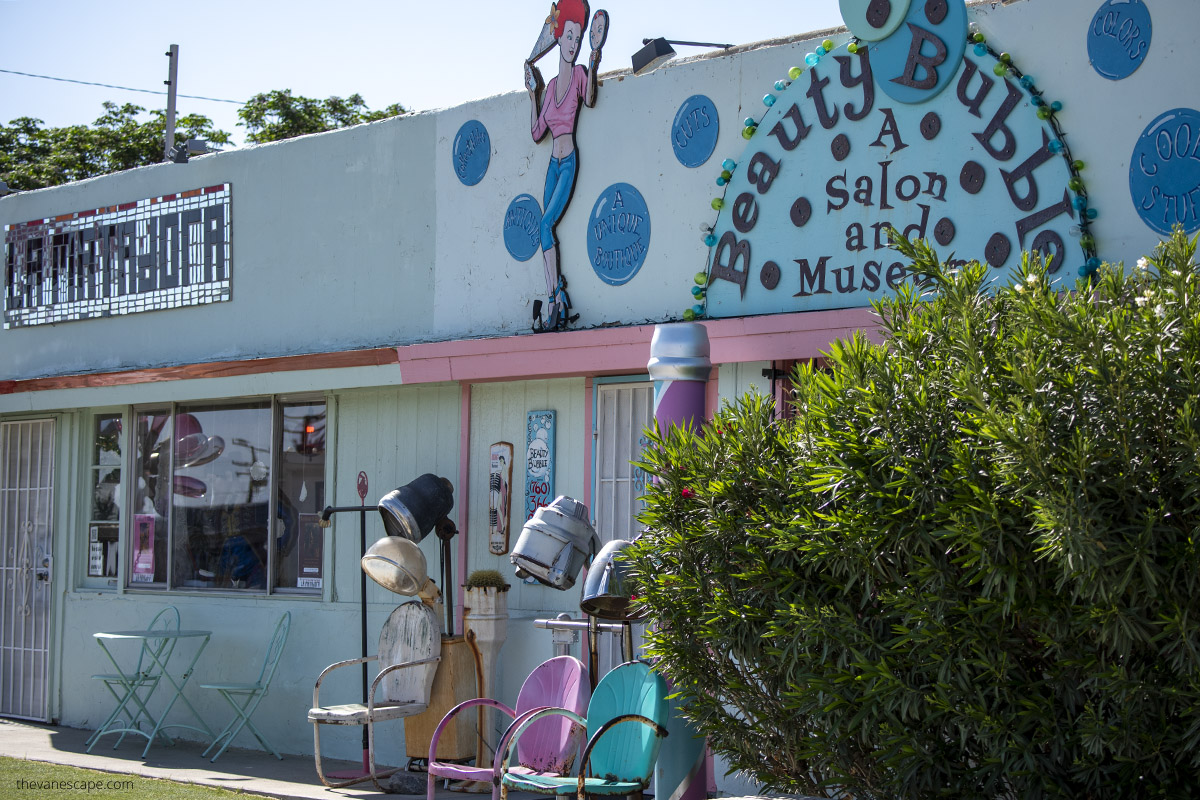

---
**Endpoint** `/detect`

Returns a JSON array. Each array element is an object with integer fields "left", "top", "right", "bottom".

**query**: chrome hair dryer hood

[
  {"left": 579, "top": 538, "right": 642, "bottom": 621},
  {"left": 510, "top": 496, "right": 598, "bottom": 590},
  {"left": 361, "top": 536, "right": 440, "bottom": 605}
]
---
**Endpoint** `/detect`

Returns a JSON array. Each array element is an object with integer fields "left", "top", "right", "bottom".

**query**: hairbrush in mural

[{"left": 523, "top": 0, "right": 609, "bottom": 332}]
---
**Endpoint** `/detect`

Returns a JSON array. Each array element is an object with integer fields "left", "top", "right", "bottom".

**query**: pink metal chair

[{"left": 426, "top": 655, "right": 590, "bottom": 800}]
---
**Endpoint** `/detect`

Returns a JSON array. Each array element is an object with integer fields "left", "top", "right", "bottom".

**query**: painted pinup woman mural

[{"left": 524, "top": 0, "right": 608, "bottom": 332}]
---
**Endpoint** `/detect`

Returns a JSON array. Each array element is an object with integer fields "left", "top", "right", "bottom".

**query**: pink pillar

[{"left": 647, "top": 322, "right": 711, "bottom": 800}]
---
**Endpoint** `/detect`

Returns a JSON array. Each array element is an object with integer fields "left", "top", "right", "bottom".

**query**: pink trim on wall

[
  {"left": 394, "top": 307, "right": 881, "bottom": 386},
  {"left": 457, "top": 384, "right": 472, "bottom": 634},
  {"left": 583, "top": 377, "right": 594, "bottom": 512},
  {"left": 3, "top": 308, "right": 881, "bottom": 395}
]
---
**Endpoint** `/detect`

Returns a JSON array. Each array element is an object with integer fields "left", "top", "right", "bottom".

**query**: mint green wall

[
  {"left": 464, "top": 379, "right": 590, "bottom": 719},
  {"left": 52, "top": 382, "right": 460, "bottom": 761}
]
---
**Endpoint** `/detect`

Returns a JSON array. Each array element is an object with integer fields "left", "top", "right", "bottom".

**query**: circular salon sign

[
  {"left": 1130, "top": 108, "right": 1200, "bottom": 235},
  {"left": 452, "top": 120, "right": 491, "bottom": 186},
  {"left": 705, "top": 4, "right": 1086, "bottom": 319},
  {"left": 672, "top": 95, "right": 720, "bottom": 168},
  {"left": 503, "top": 194, "right": 542, "bottom": 262},
  {"left": 1087, "top": 0, "right": 1152, "bottom": 81},
  {"left": 587, "top": 183, "right": 651, "bottom": 286}
]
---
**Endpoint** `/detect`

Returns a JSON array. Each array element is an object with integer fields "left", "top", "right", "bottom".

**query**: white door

[
  {"left": 593, "top": 382, "right": 654, "bottom": 676},
  {"left": 1, "top": 419, "right": 55, "bottom": 721}
]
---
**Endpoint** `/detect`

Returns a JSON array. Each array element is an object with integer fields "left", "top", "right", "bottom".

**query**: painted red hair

[{"left": 553, "top": 0, "right": 589, "bottom": 38}]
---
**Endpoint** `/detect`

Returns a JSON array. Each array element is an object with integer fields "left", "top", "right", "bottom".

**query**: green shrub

[{"left": 627, "top": 229, "right": 1200, "bottom": 799}]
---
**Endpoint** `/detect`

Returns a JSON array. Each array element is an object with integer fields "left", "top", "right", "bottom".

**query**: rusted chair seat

[{"left": 309, "top": 601, "right": 440, "bottom": 790}]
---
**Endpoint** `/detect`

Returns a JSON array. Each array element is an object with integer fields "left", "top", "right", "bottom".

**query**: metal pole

[
  {"left": 317, "top": 500, "right": 374, "bottom": 778},
  {"left": 358, "top": 506, "right": 370, "bottom": 763},
  {"left": 163, "top": 45, "right": 178, "bottom": 161}
]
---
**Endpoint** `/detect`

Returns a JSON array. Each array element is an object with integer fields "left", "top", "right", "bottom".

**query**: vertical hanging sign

[
  {"left": 489, "top": 442, "right": 515, "bottom": 555},
  {"left": 524, "top": 410, "right": 556, "bottom": 522}
]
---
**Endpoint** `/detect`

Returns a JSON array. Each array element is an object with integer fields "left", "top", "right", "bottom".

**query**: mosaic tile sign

[{"left": 3, "top": 184, "right": 232, "bottom": 329}]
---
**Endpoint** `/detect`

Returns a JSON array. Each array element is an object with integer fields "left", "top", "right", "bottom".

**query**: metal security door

[
  {"left": 595, "top": 382, "right": 654, "bottom": 544},
  {"left": 1, "top": 419, "right": 55, "bottom": 721},
  {"left": 593, "top": 382, "right": 653, "bottom": 676}
]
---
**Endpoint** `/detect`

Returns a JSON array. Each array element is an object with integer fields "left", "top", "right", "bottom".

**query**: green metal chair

[
  {"left": 500, "top": 660, "right": 669, "bottom": 800},
  {"left": 87, "top": 606, "right": 180, "bottom": 751},
  {"left": 199, "top": 611, "right": 291, "bottom": 762}
]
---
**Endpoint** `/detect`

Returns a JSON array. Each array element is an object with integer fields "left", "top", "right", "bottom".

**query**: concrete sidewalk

[
  {"left": 0, "top": 718, "right": 812, "bottom": 800},
  {"left": 0, "top": 717, "right": 501, "bottom": 799}
]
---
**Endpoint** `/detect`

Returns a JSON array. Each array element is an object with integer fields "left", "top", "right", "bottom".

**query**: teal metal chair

[
  {"left": 199, "top": 611, "right": 291, "bottom": 762},
  {"left": 499, "top": 660, "right": 669, "bottom": 800},
  {"left": 87, "top": 606, "right": 181, "bottom": 751}
]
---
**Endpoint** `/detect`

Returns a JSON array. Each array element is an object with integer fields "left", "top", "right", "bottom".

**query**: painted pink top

[{"left": 533, "top": 64, "right": 587, "bottom": 140}]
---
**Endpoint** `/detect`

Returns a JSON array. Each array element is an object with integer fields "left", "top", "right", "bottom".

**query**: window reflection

[
  {"left": 171, "top": 402, "right": 271, "bottom": 589},
  {"left": 125, "top": 399, "right": 324, "bottom": 593},
  {"left": 277, "top": 403, "right": 326, "bottom": 591}
]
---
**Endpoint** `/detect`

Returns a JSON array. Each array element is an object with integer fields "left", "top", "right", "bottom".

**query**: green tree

[
  {"left": 236, "top": 90, "right": 405, "bottom": 144},
  {"left": 0, "top": 102, "right": 231, "bottom": 191},
  {"left": 628, "top": 229, "right": 1200, "bottom": 799}
]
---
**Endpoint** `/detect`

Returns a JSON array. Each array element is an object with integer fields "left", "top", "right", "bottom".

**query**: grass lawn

[{"left": 0, "top": 756, "right": 249, "bottom": 799}]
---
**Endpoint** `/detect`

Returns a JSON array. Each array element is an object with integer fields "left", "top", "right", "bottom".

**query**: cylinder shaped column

[{"left": 647, "top": 322, "right": 711, "bottom": 800}]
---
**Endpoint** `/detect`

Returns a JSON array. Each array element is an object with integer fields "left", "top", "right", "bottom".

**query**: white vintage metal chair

[
  {"left": 87, "top": 606, "right": 180, "bottom": 751},
  {"left": 199, "top": 611, "right": 291, "bottom": 762},
  {"left": 309, "top": 601, "right": 441, "bottom": 790}
]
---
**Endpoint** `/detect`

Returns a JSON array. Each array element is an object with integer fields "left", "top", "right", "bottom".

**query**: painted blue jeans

[{"left": 541, "top": 151, "right": 577, "bottom": 251}]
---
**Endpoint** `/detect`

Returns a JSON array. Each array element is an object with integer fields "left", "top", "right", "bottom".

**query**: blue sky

[{"left": 0, "top": 0, "right": 844, "bottom": 147}]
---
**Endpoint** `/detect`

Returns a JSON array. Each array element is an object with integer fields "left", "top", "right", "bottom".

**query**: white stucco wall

[
  {"left": 464, "top": 380, "right": 590, "bottom": 712},
  {"left": 3, "top": 0, "right": 1194, "bottom": 383},
  {"left": 6, "top": 0, "right": 1200, "bottom": 791}
]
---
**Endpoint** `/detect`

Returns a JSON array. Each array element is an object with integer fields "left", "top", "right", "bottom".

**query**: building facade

[{"left": 1, "top": 0, "right": 1195, "bottom": 789}]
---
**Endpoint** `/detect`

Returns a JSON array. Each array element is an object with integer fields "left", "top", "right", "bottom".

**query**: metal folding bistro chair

[
  {"left": 199, "top": 611, "right": 291, "bottom": 762},
  {"left": 87, "top": 606, "right": 181, "bottom": 751}
]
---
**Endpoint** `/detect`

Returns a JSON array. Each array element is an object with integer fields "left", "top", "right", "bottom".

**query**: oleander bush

[{"left": 627, "top": 229, "right": 1200, "bottom": 799}]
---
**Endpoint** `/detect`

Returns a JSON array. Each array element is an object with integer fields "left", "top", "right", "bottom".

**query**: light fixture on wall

[
  {"left": 632, "top": 38, "right": 733, "bottom": 76},
  {"left": 167, "top": 138, "right": 215, "bottom": 164}
]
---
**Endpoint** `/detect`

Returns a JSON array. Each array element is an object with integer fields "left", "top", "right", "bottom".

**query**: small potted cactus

[{"left": 464, "top": 569, "right": 511, "bottom": 591}]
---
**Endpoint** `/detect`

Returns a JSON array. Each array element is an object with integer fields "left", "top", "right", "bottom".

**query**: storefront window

[
  {"left": 124, "top": 398, "right": 325, "bottom": 593},
  {"left": 276, "top": 402, "right": 326, "bottom": 592},
  {"left": 87, "top": 414, "right": 123, "bottom": 582},
  {"left": 130, "top": 408, "right": 169, "bottom": 586}
]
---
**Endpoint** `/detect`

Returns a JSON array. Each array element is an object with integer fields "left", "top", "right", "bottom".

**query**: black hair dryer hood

[{"left": 377, "top": 474, "right": 454, "bottom": 542}]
